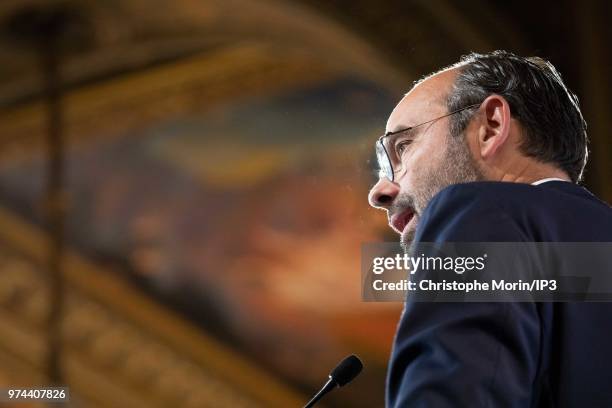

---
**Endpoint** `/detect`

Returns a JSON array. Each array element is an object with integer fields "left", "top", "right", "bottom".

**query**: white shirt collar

[{"left": 531, "top": 177, "right": 568, "bottom": 186}]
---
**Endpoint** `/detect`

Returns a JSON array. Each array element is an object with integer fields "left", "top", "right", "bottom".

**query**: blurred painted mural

[
  {"left": 0, "top": 1, "right": 413, "bottom": 406},
  {"left": 0, "top": 74, "right": 402, "bottom": 402}
]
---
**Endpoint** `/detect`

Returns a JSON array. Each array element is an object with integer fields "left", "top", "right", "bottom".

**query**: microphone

[{"left": 303, "top": 354, "right": 363, "bottom": 408}]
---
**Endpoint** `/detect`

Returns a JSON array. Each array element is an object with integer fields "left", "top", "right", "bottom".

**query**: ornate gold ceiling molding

[
  {"left": 0, "top": 0, "right": 411, "bottom": 166},
  {"left": 0, "top": 43, "right": 337, "bottom": 164},
  {"left": 0, "top": 205, "right": 305, "bottom": 406}
]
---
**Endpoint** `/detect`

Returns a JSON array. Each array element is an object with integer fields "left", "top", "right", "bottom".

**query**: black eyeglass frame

[{"left": 376, "top": 103, "right": 481, "bottom": 182}]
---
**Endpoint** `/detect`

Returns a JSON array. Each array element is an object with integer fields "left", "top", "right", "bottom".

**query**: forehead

[{"left": 386, "top": 68, "right": 458, "bottom": 133}]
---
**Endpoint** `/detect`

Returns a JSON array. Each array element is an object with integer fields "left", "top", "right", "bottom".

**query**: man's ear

[{"left": 478, "top": 94, "right": 512, "bottom": 159}]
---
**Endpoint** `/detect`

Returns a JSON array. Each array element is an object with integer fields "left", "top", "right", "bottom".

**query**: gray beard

[{"left": 398, "top": 134, "right": 484, "bottom": 253}]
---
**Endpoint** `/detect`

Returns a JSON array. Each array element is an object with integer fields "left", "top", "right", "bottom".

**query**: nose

[{"left": 368, "top": 177, "right": 400, "bottom": 209}]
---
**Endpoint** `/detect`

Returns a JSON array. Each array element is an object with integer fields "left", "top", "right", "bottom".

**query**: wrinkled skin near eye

[
  {"left": 396, "top": 139, "right": 413, "bottom": 156},
  {"left": 392, "top": 127, "right": 421, "bottom": 160}
]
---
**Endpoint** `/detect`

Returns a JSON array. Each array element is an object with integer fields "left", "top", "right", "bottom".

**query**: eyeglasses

[{"left": 375, "top": 103, "right": 481, "bottom": 182}]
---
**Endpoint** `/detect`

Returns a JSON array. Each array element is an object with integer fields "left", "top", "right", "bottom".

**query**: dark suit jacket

[{"left": 386, "top": 181, "right": 612, "bottom": 407}]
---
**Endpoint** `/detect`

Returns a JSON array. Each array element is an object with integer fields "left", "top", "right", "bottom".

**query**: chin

[{"left": 400, "top": 226, "right": 417, "bottom": 253}]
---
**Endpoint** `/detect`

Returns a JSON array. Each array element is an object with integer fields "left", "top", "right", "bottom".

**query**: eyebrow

[
  {"left": 386, "top": 126, "right": 415, "bottom": 137},
  {"left": 384, "top": 114, "right": 433, "bottom": 137},
  {"left": 383, "top": 103, "right": 481, "bottom": 139}
]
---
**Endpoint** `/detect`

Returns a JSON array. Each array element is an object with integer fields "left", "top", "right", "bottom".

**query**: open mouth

[{"left": 389, "top": 209, "right": 415, "bottom": 235}]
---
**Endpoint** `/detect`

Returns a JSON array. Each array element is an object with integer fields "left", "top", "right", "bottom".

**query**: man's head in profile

[{"left": 368, "top": 51, "right": 587, "bottom": 247}]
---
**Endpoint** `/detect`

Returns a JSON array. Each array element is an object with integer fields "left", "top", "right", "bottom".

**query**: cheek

[{"left": 401, "top": 136, "right": 445, "bottom": 186}]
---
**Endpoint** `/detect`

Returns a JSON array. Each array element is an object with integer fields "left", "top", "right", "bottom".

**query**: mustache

[{"left": 388, "top": 193, "right": 417, "bottom": 219}]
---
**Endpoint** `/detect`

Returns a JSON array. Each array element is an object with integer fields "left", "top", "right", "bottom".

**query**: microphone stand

[{"left": 303, "top": 377, "right": 336, "bottom": 408}]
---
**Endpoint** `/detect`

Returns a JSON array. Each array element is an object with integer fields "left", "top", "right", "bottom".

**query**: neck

[{"left": 493, "top": 160, "right": 571, "bottom": 185}]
